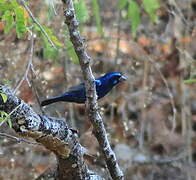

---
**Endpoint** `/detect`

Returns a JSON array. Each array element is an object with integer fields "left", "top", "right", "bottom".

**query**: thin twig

[
  {"left": 0, "top": 132, "right": 39, "bottom": 145},
  {"left": 132, "top": 151, "right": 190, "bottom": 164},
  {"left": 129, "top": 42, "right": 177, "bottom": 134},
  {"left": 30, "top": 78, "right": 45, "bottom": 115},
  {"left": 14, "top": 33, "right": 36, "bottom": 93},
  {"left": 51, "top": 0, "right": 58, "bottom": 16},
  {"left": 18, "top": 0, "right": 56, "bottom": 49},
  {"left": 148, "top": 55, "right": 177, "bottom": 132}
]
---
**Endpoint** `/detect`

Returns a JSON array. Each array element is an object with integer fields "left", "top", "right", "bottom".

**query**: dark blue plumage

[{"left": 41, "top": 72, "right": 126, "bottom": 106}]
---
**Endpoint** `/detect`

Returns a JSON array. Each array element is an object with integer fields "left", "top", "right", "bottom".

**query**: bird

[{"left": 41, "top": 72, "right": 126, "bottom": 106}]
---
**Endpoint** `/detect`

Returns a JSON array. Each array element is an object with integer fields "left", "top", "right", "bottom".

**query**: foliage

[
  {"left": 2, "top": 79, "right": 12, "bottom": 86},
  {"left": 0, "top": 93, "right": 12, "bottom": 128},
  {"left": 34, "top": 24, "right": 62, "bottom": 59},
  {"left": 118, "top": 0, "right": 160, "bottom": 36},
  {"left": 0, "top": 111, "right": 12, "bottom": 128},
  {"left": 143, "top": 0, "right": 160, "bottom": 23},
  {"left": 2, "top": 10, "right": 14, "bottom": 33},
  {"left": 0, "top": 0, "right": 104, "bottom": 62},
  {"left": 0, "top": 0, "right": 29, "bottom": 37},
  {"left": 91, "top": 0, "right": 104, "bottom": 36},
  {"left": 128, "top": 1, "right": 140, "bottom": 37},
  {"left": 0, "top": 0, "right": 62, "bottom": 60},
  {"left": 0, "top": 93, "right": 7, "bottom": 103},
  {"left": 184, "top": 78, "right": 196, "bottom": 84},
  {"left": 74, "top": 0, "right": 89, "bottom": 24}
]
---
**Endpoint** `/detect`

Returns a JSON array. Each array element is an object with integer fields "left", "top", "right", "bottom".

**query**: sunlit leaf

[
  {"left": 51, "top": 35, "right": 63, "bottom": 47},
  {"left": 0, "top": 3, "right": 13, "bottom": 12},
  {"left": 143, "top": 0, "right": 160, "bottom": 23},
  {"left": 10, "top": 0, "right": 19, "bottom": 7},
  {"left": 2, "top": 10, "right": 14, "bottom": 33},
  {"left": 0, "top": 93, "right": 8, "bottom": 103},
  {"left": 118, "top": 0, "right": 128, "bottom": 9},
  {"left": 128, "top": 1, "right": 140, "bottom": 37},
  {"left": 7, "top": 118, "right": 12, "bottom": 128},
  {"left": 22, "top": 7, "right": 30, "bottom": 25},
  {"left": 0, "top": 0, "right": 7, "bottom": 4},
  {"left": 14, "top": 6, "right": 27, "bottom": 38},
  {"left": 42, "top": 25, "right": 63, "bottom": 47},
  {"left": 0, "top": 111, "right": 12, "bottom": 128}
]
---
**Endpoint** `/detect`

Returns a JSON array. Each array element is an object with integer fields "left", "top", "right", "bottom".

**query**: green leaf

[
  {"left": 118, "top": 0, "right": 128, "bottom": 9},
  {"left": 0, "top": 111, "right": 7, "bottom": 123},
  {"left": 184, "top": 78, "right": 196, "bottom": 84},
  {"left": 0, "top": 111, "right": 12, "bottom": 128},
  {"left": 2, "top": 79, "right": 12, "bottom": 85},
  {"left": 0, "top": 93, "right": 8, "bottom": 103},
  {"left": 7, "top": 118, "right": 12, "bottom": 128},
  {"left": 0, "top": 3, "right": 13, "bottom": 12},
  {"left": 128, "top": 0, "right": 140, "bottom": 37},
  {"left": 0, "top": 0, "right": 7, "bottom": 4},
  {"left": 0, "top": 0, "right": 19, "bottom": 13},
  {"left": 143, "top": 0, "right": 160, "bottom": 23},
  {"left": 43, "top": 37, "right": 59, "bottom": 59},
  {"left": 2, "top": 10, "right": 14, "bottom": 33},
  {"left": 11, "top": 0, "right": 19, "bottom": 7},
  {"left": 92, "top": 0, "right": 104, "bottom": 36},
  {"left": 14, "top": 7, "right": 27, "bottom": 38},
  {"left": 65, "top": 40, "right": 79, "bottom": 65},
  {"left": 74, "top": 0, "right": 89, "bottom": 23},
  {"left": 35, "top": 25, "right": 61, "bottom": 59},
  {"left": 41, "top": 25, "right": 62, "bottom": 47}
]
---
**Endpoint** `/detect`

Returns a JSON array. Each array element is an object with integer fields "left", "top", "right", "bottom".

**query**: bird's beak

[{"left": 119, "top": 75, "right": 127, "bottom": 82}]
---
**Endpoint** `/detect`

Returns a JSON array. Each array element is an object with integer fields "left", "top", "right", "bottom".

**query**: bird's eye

[{"left": 111, "top": 75, "right": 121, "bottom": 84}]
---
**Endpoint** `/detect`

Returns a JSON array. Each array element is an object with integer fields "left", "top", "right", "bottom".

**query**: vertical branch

[
  {"left": 139, "top": 59, "right": 149, "bottom": 149},
  {"left": 61, "top": 0, "right": 124, "bottom": 179}
]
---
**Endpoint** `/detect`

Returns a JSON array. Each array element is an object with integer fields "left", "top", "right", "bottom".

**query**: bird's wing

[
  {"left": 68, "top": 80, "right": 101, "bottom": 92},
  {"left": 95, "top": 79, "right": 102, "bottom": 86},
  {"left": 68, "top": 83, "right": 85, "bottom": 92}
]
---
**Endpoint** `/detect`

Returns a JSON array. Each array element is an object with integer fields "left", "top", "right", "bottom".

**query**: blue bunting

[{"left": 41, "top": 72, "right": 126, "bottom": 106}]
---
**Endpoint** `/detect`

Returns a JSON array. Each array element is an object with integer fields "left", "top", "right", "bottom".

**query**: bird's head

[{"left": 103, "top": 72, "right": 127, "bottom": 86}]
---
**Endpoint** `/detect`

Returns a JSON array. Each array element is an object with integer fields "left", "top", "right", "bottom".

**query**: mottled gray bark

[{"left": 0, "top": 86, "right": 102, "bottom": 180}]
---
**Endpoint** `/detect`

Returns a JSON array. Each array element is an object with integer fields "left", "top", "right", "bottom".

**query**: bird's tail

[{"left": 41, "top": 95, "right": 65, "bottom": 106}]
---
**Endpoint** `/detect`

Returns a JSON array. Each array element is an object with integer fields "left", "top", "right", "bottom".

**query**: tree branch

[
  {"left": 61, "top": 1, "right": 124, "bottom": 179},
  {"left": 0, "top": 85, "right": 101, "bottom": 180}
]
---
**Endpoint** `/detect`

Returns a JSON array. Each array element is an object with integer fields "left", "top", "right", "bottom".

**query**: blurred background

[{"left": 0, "top": 0, "right": 195, "bottom": 179}]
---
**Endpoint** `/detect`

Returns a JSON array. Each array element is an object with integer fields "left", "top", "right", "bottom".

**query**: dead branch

[{"left": 0, "top": 85, "right": 102, "bottom": 180}]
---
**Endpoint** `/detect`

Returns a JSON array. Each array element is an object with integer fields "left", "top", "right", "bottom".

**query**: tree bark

[{"left": 0, "top": 86, "right": 102, "bottom": 180}]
